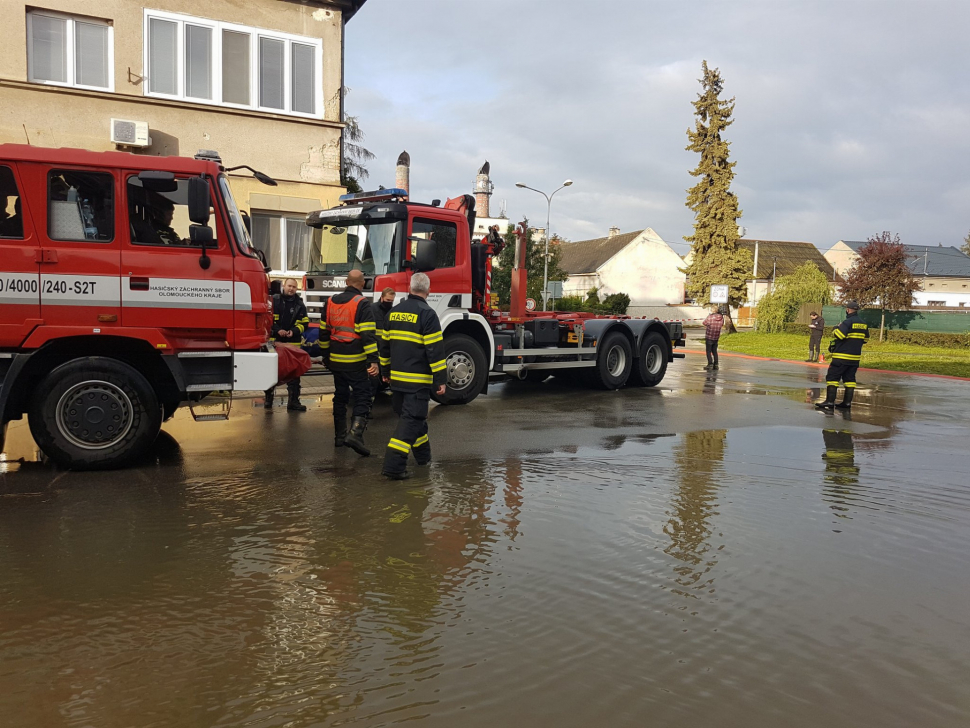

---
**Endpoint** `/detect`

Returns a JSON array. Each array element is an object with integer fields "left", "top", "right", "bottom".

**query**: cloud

[{"left": 345, "top": 0, "right": 970, "bottom": 248}]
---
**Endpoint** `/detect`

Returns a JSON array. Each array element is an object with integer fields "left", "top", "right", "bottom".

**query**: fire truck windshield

[
  {"left": 308, "top": 220, "right": 402, "bottom": 276},
  {"left": 218, "top": 175, "right": 255, "bottom": 254}
]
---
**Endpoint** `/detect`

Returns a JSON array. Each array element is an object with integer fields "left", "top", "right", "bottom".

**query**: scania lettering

[
  {"left": 304, "top": 188, "right": 686, "bottom": 404},
  {"left": 0, "top": 144, "right": 278, "bottom": 469}
]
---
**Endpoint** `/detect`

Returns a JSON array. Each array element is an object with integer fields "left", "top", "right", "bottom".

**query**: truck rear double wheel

[
  {"left": 28, "top": 357, "right": 163, "bottom": 470},
  {"left": 628, "top": 331, "right": 669, "bottom": 387},
  {"left": 586, "top": 331, "right": 633, "bottom": 390},
  {"left": 432, "top": 334, "right": 488, "bottom": 405}
]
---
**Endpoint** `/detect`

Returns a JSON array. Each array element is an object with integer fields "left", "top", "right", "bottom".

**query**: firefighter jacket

[
  {"left": 379, "top": 294, "right": 447, "bottom": 393},
  {"left": 372, "top": 299, "right": 394, "bottom": 344},
  {"left": 320, "top": 286, "right": 378, "bottom": 372},
  {"left": 270, "top": 293, "right": 308, "bottom": 346},
  {"left": 828, "top": 312, "right": 869, "bottom": 362}
]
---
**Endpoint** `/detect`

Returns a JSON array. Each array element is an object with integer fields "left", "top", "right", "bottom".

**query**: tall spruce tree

[
  {"left": 962, "top": 230, "right": 970, "bottom": 257},
  {"left": 682, "top": 61, "right": 751, "bottom": 308}
]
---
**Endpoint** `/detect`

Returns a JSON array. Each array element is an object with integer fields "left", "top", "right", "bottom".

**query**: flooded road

[{"left": 2, "top": 357, "right": 969, "bottom": 727}]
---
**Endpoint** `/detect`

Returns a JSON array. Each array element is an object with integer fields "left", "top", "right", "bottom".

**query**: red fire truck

[
  {"left": 0, "top": 144, "right": 278, "bottom": 469},
  {"left": 304, "top": 189, "right": 685, "bottom": 404}
]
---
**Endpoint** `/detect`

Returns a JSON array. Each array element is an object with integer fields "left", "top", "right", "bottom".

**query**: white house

[{"left": 559, "top": 227, "right": 686, "bottom": 306}]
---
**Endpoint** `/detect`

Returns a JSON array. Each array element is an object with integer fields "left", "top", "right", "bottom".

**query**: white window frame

[
  {"left": 142, "top": 9, "right": 323, "bottom": 119},
  {"left": 26, "top": 10, "right": 114, "bottom": 92},
  {"left": 252, "top": 212, "right": 314, "bottom": 275}
]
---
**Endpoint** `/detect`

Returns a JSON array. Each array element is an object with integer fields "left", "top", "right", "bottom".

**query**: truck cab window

[
  {"left": 48, "top": 170, "right": 114, "bottom": 241},
  {"left": 412, "top": 217, "right": 457, "bottom": 269},
  {"left": 308, "top": 220, "right": 403, "bottom": 276},
  {"left": 127, "top": 177, "right": 216, "bottom": 247},
  {"left": 0, "top": 166, "right": 23, "bottom": 239}
]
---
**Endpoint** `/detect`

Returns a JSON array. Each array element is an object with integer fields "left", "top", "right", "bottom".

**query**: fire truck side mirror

[
  {"left": 411, "top": 238, "right": 437, "bottom": 273},
  {"left": 187, "top": 177, "right": 211, "bottom": 226},
  {"left": 190, "top": 224, "right": 214, "bottom": 270}
]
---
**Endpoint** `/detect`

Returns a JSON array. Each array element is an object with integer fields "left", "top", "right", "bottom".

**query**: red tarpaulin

[{"left": 276, "top": 344, "right": 312, "bottom": 384}]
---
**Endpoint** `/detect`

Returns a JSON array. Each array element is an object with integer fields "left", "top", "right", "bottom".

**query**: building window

[
  {"left": 27, "top": 10, "right": 113, "bottom": 91},
  {"left": 251, "top": 213, "right": 313, "bottom": 272},
  {"left": 143, "top": 10, "right": 322, "bottom": 118},
  {"left": 927, "top": 301, "right": 945, "bottom": 307}
]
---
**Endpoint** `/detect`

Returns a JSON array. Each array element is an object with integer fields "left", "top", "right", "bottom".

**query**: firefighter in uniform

[
  {"left": 264, "top": 277, "right": 310, "bottom": 411},
  {"left": 320, "top": 269, "right": 379, "bottom": 455},
  {"left": 815, "top": 300, "right": 869, "bottom": 410},
  {"left": 369, "top": 287, "right": 397, "bottom": 408},
  {"left": 379, "top": 273, "right": 447, "bottom": 480}
]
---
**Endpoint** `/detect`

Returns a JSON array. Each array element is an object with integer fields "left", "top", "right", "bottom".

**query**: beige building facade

[{"left": 0, "top": 0, "right": 366, "bottom": 275}]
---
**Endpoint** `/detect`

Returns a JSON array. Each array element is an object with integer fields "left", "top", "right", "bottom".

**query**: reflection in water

[
  {"left": 666, "top": 430, "right": 726, "bottom": 599},
  {"left": 821, "top": 429, "right": 860, "bottom": 517}
]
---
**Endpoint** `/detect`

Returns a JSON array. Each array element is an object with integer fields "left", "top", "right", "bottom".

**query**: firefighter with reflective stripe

[
  {"left": 264, "top": 277, "right": 310, "bottom": 411},
  {"left": 816, "top": 300, "right": 869, "bottom": 410},
  {"left": 320, "top": 269, "right": 379, "bottom": 455},
  {"left": 369, "top": 287, "right": 397, "bottom": 405},
  {"left": 380, "top": 272, "right": 447, "bottom": 480}
]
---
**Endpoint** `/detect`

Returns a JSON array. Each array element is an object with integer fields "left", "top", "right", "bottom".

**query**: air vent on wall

[{"left": 110, "top": 118, "right": 151, "bottom": 148}]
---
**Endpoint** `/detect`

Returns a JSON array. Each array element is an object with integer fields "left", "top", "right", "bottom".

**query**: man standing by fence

[{"left": 807, "top": 311, "right": 825, "bottom": 362}]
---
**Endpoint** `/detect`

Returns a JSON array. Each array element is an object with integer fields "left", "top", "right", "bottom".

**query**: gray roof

[
  {"left": 839, "top": 241, "right": 970, "bottom": 277},
  {"left": 559, "top": 230, "right": 642, "bottom": 274},
  {"left": 738, "top": 239, "right": 840, "bottom": 281}
]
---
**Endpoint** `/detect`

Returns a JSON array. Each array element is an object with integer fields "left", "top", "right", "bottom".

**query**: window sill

[{"left": 0, "top": 77, "right": 343, "bottom": 128}]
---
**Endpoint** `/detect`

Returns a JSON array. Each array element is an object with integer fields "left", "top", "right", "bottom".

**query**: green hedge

[
  {"left": 780, "top": 324, "right": 970, "bottom": 348},
  {"left": 782, "top": 323, "right": 836, "bottom": 336}
]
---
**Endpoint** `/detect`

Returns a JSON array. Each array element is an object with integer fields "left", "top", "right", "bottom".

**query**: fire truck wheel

[
  {"left": 28, "top": 358, "right": 163, "bottom": 470},
  {"left": 587, "top": 331, "right": 633, "bottom": 390},
  {"left": 433, "top": 334, "right": 487, "bottom": 405},
  {"left": 628, "top": 332, "right": 669, "bottom": 387}
]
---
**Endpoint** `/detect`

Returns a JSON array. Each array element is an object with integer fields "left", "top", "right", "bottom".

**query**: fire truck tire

[
  {"left": 433, "top": 334, "right": 487, "bottom": 405},
  {"left": 587, "top": 331, "right": 633, "bottom": 390},
  {"left": 628, "top": 332, "right": 668, "bottom": 387},
  {"left": 28, "top": 358, "right": 163, "bottom": 470}
]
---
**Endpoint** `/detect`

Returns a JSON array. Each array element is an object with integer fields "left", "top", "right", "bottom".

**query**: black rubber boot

[
  {"left": 382, "top": 469, "right": 412, "bottom": 481},
  {"left": 264, "top": 388, "right": 275, "bottom": 409},
  {"left": 286, "top": 383, "right": 306, "bottom": 412},
  {"left": 815, "top": 386, "right": 838, "bottom": 410},
  {"left": 835, "top": 388, "right": 855, "bottom": 409},
  {"left": 333, "top": 415, "right": 347, "bottom": 448},
  {"left": 344, "top": 416, "right": 370, "bottom": 456}
]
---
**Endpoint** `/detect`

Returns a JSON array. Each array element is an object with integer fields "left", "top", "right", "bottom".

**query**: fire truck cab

[{"left": 0, "top": 144, "right": 277, "bottom": 469}]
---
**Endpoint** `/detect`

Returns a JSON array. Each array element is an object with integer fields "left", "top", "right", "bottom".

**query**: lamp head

[
  {"left": 515, "top": 183, "right": 526, "bottom": 188},
  {"left": 562, "top": 179, "right": 573, "bottom": 187}
]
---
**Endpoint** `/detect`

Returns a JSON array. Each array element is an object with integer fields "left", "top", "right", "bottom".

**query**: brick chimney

[
  {"left": 474, "top": 160, "right": 493, "bottom": 218},
  {"left": 395, "top": 151, "right": 410, "bottom": 194},
  {"left": 608, "top": 226, "right": 620, "bottom": 238}
]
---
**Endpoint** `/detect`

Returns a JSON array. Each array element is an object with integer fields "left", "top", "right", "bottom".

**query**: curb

[{"left": 683, "top": 348, "right": 970, "bottom": 382}]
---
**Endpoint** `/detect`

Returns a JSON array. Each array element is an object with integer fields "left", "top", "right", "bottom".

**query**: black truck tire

[
  {"left": 586, "top": 331, "right": 633, "bottom": 390},
  {"left": 628, "top": 331, "right": 669, "bottom": 387},
  {"left": 28, "top": 357, "right": 163, "bottom": 470},
  {"left": 432, "top": 334, "right": 488, "bottom": 405}
]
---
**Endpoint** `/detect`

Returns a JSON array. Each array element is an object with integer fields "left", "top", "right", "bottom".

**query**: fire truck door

[
  {"left": 0, "top": 163, "right": 41, "bottom": 347},
  {"left": 34, "top": 166, "right": 122, "bottom": 331},
  {"left": 121, "top": 174, "right": 234, "bottom": 337}
]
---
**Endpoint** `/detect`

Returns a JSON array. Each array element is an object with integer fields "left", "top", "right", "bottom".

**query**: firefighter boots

[
  {"left": 382, "top": 469, "right": 412, "bottom": 481},
  {"left": 815, "top": 386, "right": 838, "bottom": 410},
  {"left": 835, "top": 388, "right": 855, "bottom": 409},
  {"left": 344, "top": 416, "right": 370, "bottom": 456},
  {"left": 263, "top": 388, "right": 274, "bottom": 409},
  {"left": 286, "top": 382, "right": 307, "bottom": 412},
  {"left": 333, "top": 415, "right": 347, "bottom": 448}
]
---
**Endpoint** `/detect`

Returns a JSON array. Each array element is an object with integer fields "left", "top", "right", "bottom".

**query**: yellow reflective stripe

[
  {"left": 846, "top": 333, "right": 867, "bottom": 339},
  {"left": 390, "top": 371, "right": 433, "bottom": 383},
  {"left": 381, "top": 329, "right": 390, "bottom": 340},
  {"left": 429, "top": 359, "right": 446, "bottom": 372},
  {"left": 319, "top": 341, "right": 330, "bottom": 349},
  {"left": 318, "top": 322, "right": 328, "bottom": 330},
  {"left": 388, "top": 438, "right": 411, "bottom": 453},
  {"left": 833, "top": 329, "right": 846, "bottom": 339},
  {"left": 844, "top": 382, "right": 857, "bottom": 388},
  {"left": 414, "top": 434, "right": 429, "bottom": 447},
  {"left": 363, "top": 343, "right": 378, "bottom": 354},
  {"left": 379, "top": 356, "right": 392, "bottom": 366},
  {"left": 330, "top": 352, "right": 367, "bottom": 362},
  {"left": 355, "top": 322, "right": 376, "bottom": 332},
  {"left": 389, "top": 331, "right": 424, "bottom": 343},
  {"left": 826, "top": 381, "right": 840, "bottom": 386},
  {"left": 830, "top": 353, "right": 861, "bottom": 361},
  {"left": 423, "top": 331, "right": 443, "bottom": 345}
]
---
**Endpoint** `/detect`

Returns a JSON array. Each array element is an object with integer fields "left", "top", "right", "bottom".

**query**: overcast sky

[{"left": 345, "top": 1, "right": 970, "bottom": 254}]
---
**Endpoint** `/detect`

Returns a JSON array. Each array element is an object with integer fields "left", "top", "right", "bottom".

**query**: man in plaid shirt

[{"left": 703, "top": 306, "right": 725, "bottom": 370}]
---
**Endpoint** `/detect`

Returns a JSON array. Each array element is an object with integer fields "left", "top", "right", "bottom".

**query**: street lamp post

[{"left": 515, "top": 179, "right": 573, "bottom": 311}]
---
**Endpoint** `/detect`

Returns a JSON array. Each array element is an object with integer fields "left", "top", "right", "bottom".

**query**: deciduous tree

[
  {"left": 961, "top": 230, "right": 970, "bottom": 257},
  {"left": 682, "top": 61, "right": 752, "bottom": 307},
  {"left": 491, "top": 223, "right": 568, "bottom": 306},
  {"left": 755, "top": 262, "right": 832, "bottom": 333},
  {"left": 839, "top": 231, "right": 921, "bottom": 341}
]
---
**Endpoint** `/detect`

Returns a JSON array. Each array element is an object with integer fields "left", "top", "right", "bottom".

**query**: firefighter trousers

[
  {"left": 332, "top": 370, "right": 374, "bottom": 423},
  {"left": 382, "top": 390, "right": 431, "bottom": 474},
  {"left": 825, "top": 360, "right": 859, "bottom": 389}
]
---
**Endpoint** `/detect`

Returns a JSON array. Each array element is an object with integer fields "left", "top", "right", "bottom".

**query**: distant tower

[
  {"left": 395, "top": 151, "right": 410, "bottom": 194},
  {"left": 474, "top": 160, "right": 493, "bottom": 218}
]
